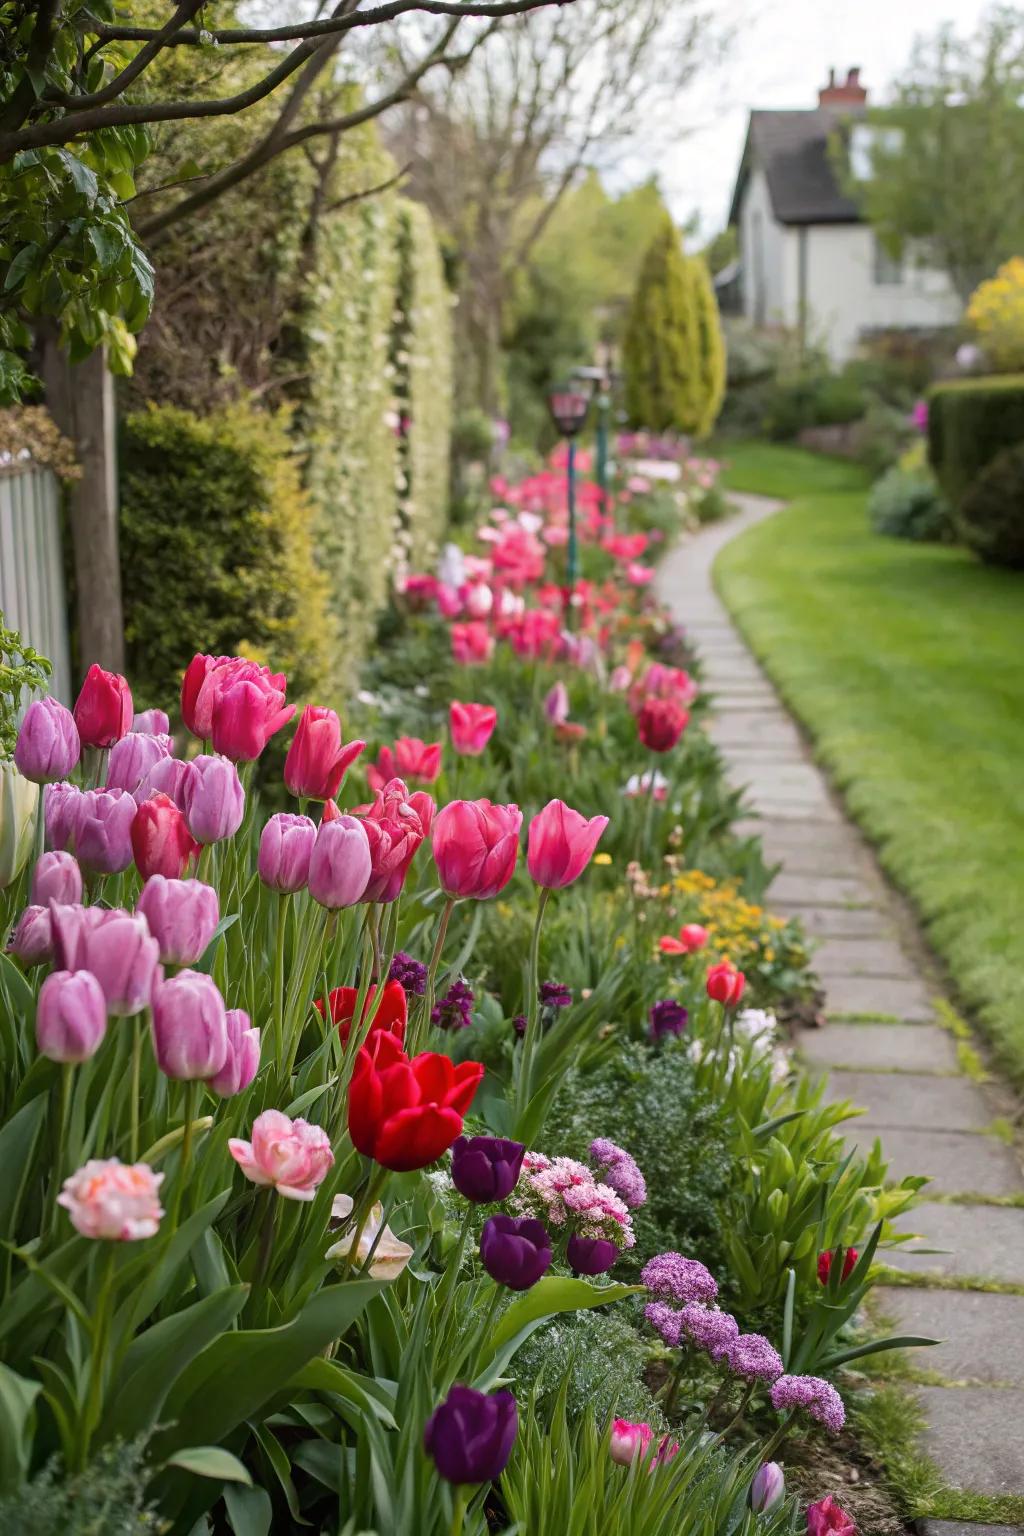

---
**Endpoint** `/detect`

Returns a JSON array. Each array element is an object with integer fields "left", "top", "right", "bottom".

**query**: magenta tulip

[
  {"left": 152, "top": 970, "right": 228, "bottom": 1080},
  {"left": 36, "top": 970, "right": 107, "bottom": 1063},
  {"left": 73, "top": 664, "right": 133, "bottom": 748},
  {"left": 307, "top": 815, "right": 371, "bottom": 909},
  {"left": 258, "top": 812, "right": 317, "bottom": 894},
  {"left": 526, "top": 799, "right": 609, "bottom": 889},
  {"left": 449, "top": 701, "right": 498, "bottom": 757},
  {"left": 284, "top": 705, "right": 365, "bottom": 801},
  {"left": 31, "top": 850, "right": 82, "bottom": 907},
  {"left": 432, "top": 799, "right": 522, "bottom": 899},
  {"left": 14, "top": 698, "right": 81, "bottom": 783},
  {"left": 74, "top": 788, "right": 137, "bottom": 874},
  {"left": 182, "top": 755, "right": 245, "bottom": 845},
  {"left": 136, "top": 875, "right": 220, "bottom": 966},
  {"left": 207, "top": 1008, "right": 261, "bottom": 1097}
]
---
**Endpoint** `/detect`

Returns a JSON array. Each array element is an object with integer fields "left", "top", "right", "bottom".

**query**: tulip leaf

[
  {"left": 816, "top": 1334, "right": 940, "bottom": 1371},
  {"left": 0, "top": 1362, "right": 40, "bottom": 1495},
  {"left": 475, "top": 1277, "right": 640, "bottom": 1390},
  {"left": 0, "top": 950, "right": 35, "bottom": 1021},
  {"left": 223, "top": 1482, "right": 273, "bottom": 1536},
  {"left": 195, "top": 912, "right": 240, "bottom": 975},
  {"left": 0, "top": 1096, "right": 47, "bottom": 1239},
  {"left": 165, "top": 1446, "right": 252, "bottom": 1485}
]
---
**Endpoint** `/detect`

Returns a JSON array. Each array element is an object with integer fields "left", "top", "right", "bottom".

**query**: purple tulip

[
  {"left": 479, "top": 1214, "right": 551, "bottom": 1291},
  {"left": 36, "top": 970, "right": 107, "bottom": 1063},
  {"left": 451, "top": 1136, "right": 525, "bottom": 1203},
  {"left": 136, "top": 876, "right": 219, "bottom": 966},
  {"left": 182, "top": 754, "right": 245, "bottom": 845},
  {"left": 649, "top": 998, "right": 688, "bottom": 1041},
  {"left": 72, "top": 908, "right": 160, "bottom": 1016},
  {"left": 423, "top": 1386, "right": 518, "bottom": 1484},
  {"left": 567, "top": 1234, "right": 619, "bottom": 1276},
  {"left": 14, "top": 698, "right": 81, "bottom": 784},
  {"left": 136, "top": 754, "right": 191, "bottom": 810},
  {"left": 307, "top": 815, "right": 371, "bottom": 909},
  {"left": 8, "top": 905, "right": 53, "bottom": 965},
  {"left": 258, "top": 813, "right": 317, "bottom": 894},
  {"left": 31, "top": 850, "right": 82, "bottom": 907},
  {"left": 132, "top": 708, "right": 170, "bottom": 736},
  {"left": 49, "top": 902, "right": 112, "bottom": 971},
  {"left": 45, "top": 782, "right": 83, "bottom": 851},
  {"left": 105, "top": 732, "right": 172, "bottom": 796},
  {"left": 152, "top": 969, "right": 228, "bottom": 1080},
  {"left": 207, "top": 1008, "right": 261, "bottom": 1096},
  {"left": 750, "top": 1463, "right": 785, "bottom": 1513},
  {"left": 74, "top": 788, "right": 137, "bottom": 874}
]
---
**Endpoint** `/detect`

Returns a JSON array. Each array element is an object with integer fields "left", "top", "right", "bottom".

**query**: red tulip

[
  {"left": 315, "top": 978, "right": 407, "bottom": 1045},
  {"left": 449, "top": 701, "right": 498, "bottom": 757},
  {"left": 432, "top": 799, "right": 522, "bottom": 900},
  {"left": 817, "top": 1248, "right": 859, "bottom": 1286},
  {"left": 73, "top": 664, "right": 133, "bottom": 748},
  {"left": 358, "top": 778, "right": 435, "bottom": 902},
  {"left": 637, "top": 697, "right": 689, "bottom": 753},
  {"left": 348, "top": 1031, "right": 484, "bottom": 1171},
  {"left": 706, "top": 960, "right": 745, "bottom": 1007},
  {"left": 284, "top": 705, "right": 365, "bottom": 801},
  {"left": 659, "top": 923, "right": 709, "bottom": 955},
  {"left": 526, "top": 798, "right": 609, "bottom": 890},
  {"left": 806, "top": 1496, "right": 856, "bottom": 1536},
  {"left": 130, "top": 792, "right": 200, "bottom": 880}
]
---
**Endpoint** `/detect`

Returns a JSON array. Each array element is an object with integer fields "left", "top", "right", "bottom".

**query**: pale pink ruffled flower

[
  {"left": 58, "top": 1158, "right": 164, "bottom": 1241},
  {"left": 229, "top": 1109, "right": 334, "bottom": 1201}
]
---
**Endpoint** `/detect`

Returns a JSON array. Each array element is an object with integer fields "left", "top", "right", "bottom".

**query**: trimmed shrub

[
  {"left": 868, "top": 467, "right": 951, "bottom": 542},
  {"left": 120, "top": 402, "right": 330, "bottom": 709},
  {"left": 957, "top": 442, "right": 1024, "bottom": 567},
  {"left": 928, "top": 374, "right": 1024, "bottom": 506}
]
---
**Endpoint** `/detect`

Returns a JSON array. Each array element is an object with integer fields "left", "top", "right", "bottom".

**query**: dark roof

[{"left": 728, "top": 109, "right": 863, "bottom": 227}]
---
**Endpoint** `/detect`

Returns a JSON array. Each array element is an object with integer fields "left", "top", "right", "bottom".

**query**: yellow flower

[{"left": 594, "top": 852, "right": 612, "bottom": 866}]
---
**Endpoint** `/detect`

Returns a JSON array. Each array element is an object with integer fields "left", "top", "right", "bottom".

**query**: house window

[{"left": 873, "top": 235, "right": 903, "bottom": 286}]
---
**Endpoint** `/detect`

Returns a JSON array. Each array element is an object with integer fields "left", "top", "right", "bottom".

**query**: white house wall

[{"left": 739, "top": 168, "right": 787, "bottom": 326}]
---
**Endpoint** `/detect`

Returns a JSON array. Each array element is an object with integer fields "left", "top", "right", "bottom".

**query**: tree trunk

[{"left": 40, "top": 332, "right": 125, "bottom": 677}]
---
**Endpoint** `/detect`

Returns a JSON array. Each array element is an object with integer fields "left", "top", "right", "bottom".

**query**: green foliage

[
  {"left": 958, "top": 441, "right": 1024, "bottom": 567},
  {"left": 868, "top": 467, "right": 951, "bottom": 542},
  {"left": 760, "top": 371, "right": 868, "bottom": 440},
  {"left": 511, "top": 1307, "right": 664, "bottom": 1431},
  {"left": 927, "top": 373, "right": 1024, "bottom": 505},
  {"left": 622, "top": 217, "right": 725, "bottom": 438},
  {"left": 0, "top": 618, "right": 50, "bottom": 761},
  {"left": 119, "top": 401, "right": 330, "bottom": 709},
  {"left": 0, "top": 1439, "right": 158, "bottom": 1535}
]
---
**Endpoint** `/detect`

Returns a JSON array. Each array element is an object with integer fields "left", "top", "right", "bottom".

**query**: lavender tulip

[
  {"left": 31, "top": 850, "right": 83, "bottom": 907},
  {"left": 479, "top": 1214, "right": 551, "bottom": 1291},
  {"left": 37, "top": 970, "right": 107, "bottom": 1063},
  {"left": 751, "top": 1463, "right": 785, "bottom": 1514},
  {"left": 105, "top": 732, "right": 172, "bottom": 796},
  {"left": 14, "top": 698, "right": 81, "bottom": 784},
  {"left": 131, "top": 708, "right": 171, "bottom": 736},
  {"left": 207, "top": 1008, "right": 261, "bottom": 1096},
  {"left": 258, "top": 813, "right": 317, "bottom": 894},
  {"left": 136, "top": 755, "right": 191, "bottom": 810},
  {"left": 8, "top": 905, "right": 53, "bottom": 965},
  {"left": 423, "top": 1386, "right": 518, "bottom": 1484},
  {"left": 49, "top": 901, "right": 113, "bottom": 971},
  {"left": 451, "top": 1136, "right": 525, "bottom": 1203},
  {"left": 44, "top": 782, "right": 83, "bottom": 851},
  {"left": 152, "top": 970, "right": 228, "bottom": 1080},
  {"left": 79, "top": 909, "right": 160, "bottom": 1016},
  {"left": 136, "top": 876, "right": 219, "bottom": 966},
  {"left": 307, "top": 815, "right": 371, "bottom": 909},
  {"left": 74, "top": 788, "right": 137, "bottom": 875},
  {"left": 182, "top": 754, "right": 245, "bottom": 844}
]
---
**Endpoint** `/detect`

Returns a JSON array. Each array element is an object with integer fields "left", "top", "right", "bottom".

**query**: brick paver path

[{"left": 657, "top": 493, "right": 1024, "bottom": 1516}]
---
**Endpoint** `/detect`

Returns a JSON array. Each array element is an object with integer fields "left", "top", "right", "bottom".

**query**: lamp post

[{"left": 547, "top": 384, "right": 590, "bottom": 605}]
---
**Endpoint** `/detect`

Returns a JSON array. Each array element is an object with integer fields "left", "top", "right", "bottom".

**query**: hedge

[
  {"left": 958, "top": 442, "right": 1024, "bottom": 568},
  {"left": 927, "top": 374, "right": 1024, "bottom": 506}
]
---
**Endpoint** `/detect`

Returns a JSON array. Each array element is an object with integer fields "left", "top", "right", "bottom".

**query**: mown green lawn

[{"left": 713, "top": 441, "right": 1024, "bottom": 1084}]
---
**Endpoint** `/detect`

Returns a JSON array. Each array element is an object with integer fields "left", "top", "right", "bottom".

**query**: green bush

[
  {"left": 761, "top": 370, "right": 867, "bottom": 440},
  {"left": 868, "top": 467, "right": 951, "bottom": 542},
  {"left": 120, "top": 401, "right": 330, "bottom": 710},
  {"left": 958, "top": 442, "right": 1024, "bottom": 567},
  {"left": 928, "top": 374, "right": 1024, "bottom": 506}
]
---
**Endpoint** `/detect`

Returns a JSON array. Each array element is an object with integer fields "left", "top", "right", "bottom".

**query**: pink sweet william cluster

[{"left": 511, "top": 1152, "right": 635, "bottom": 1253}]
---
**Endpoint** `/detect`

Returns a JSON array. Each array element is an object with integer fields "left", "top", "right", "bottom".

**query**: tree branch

[{"left": 44, "top": 1, "right": 206, "bottom": 112}]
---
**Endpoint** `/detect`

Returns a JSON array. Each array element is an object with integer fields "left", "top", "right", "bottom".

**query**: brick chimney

[{"left": 818, "top": 67, "right": 867, "bottom": 108}]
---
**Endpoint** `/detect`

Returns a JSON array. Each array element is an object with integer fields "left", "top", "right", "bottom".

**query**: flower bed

[{"left": 0, "top": 460, "right": 928, "bottom": 1534}]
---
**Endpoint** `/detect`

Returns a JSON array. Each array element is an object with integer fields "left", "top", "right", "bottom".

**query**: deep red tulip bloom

[
  {"left": 348, "top": 1031, "right": 484, "bottom": 1171},
  {"left": 284, "top": 705, "right": 365, "bottom": 801},
  {"left": 527, "top": 798, "right": 608, "bottom": 890},
  {"left": 806, "top": 1496, "right": 856, "bottom": 1536},
  {"left": 432, "top": 799, "right": 522, "bottom": 900},
  {"left": 73, "top": 664, "right": 133, "bottom": 748},
  {"left": 131, "top": 792, "right": 200, "bottom": 880},
  {"left": 637, "top": 697, "right": 689, "bottom": 754},
  {"left": 315, "top": 978, "right": 407, "bottom": 1046},
  {"left": 449, "top": 701, "right": 498, "bottom": 757},
  {"left": 358, "top": 778, "right": 435, "bottom": 903},
  {"left": 817, "top": 1248, "right": 858, "bottom": 1286},
  {"left": 706, "top": 960, "right": 746, "bottom": 1007}
]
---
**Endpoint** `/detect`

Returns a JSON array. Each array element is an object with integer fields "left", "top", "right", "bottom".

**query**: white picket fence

[{"left": 0, "top": 463, "right": 73, "bottom": 706}]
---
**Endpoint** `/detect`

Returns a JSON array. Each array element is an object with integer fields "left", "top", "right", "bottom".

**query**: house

[{"left": 726, "top": 69, "right": 961, "bottom": 362}]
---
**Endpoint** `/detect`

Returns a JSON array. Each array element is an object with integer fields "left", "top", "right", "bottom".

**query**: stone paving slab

[
  {"left": 769, "top": 872, "right": 877, "bottom": 907},
  {"left": 888, "top": 1203, "right": 1024, "bottom": 1284},
  {"left": 799, "top": 1023, "right": 957, "bottom": 1073},
  {"left": 772, "top": 904, "right": 891, "bottom": 938},
  {"left": 879, "top": 1287, "right": 1024, "bottom": 1384},
  {"left": 824, "top": 1071, "right": 994, "bottom": 1132},
  {"left": 841, "top": 1126, "right": 1022, "bottom": 1196},
  {"left": 915, "top": 1387, "right": 1024, "bottom": 1495},
  {"left": 820, "top": 974, "right": 936, "bottom": 1021},
  {"left": 814, "top": 936, "right": 917, "bottom": 979},
  {"left": 917, "top": 1523, "right": 1024, "bottom": 1536}
]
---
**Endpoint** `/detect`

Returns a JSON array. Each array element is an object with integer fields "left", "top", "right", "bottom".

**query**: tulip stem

[
  {"left": 339, "top": 1167, "right": 388, "bottom": 1281},
  {"left": 640, "top": 748, "right": 660, "bottom": 862},
  {"left": 254, "top": 1192, "right": 279, "bottom": 1293},
  {"left": 129, "top": 1013, "right": 147, "bottom": 1162},
  {"left": 449, "top": 1487, "right": 470, "bottom": 1536},
  {"left": 758, "top": 1410, "right": 796, "bottom": 1464},
  {"left": 368, "top": 903, "right": 382, "bottom": 982},
  {"left": 421, "top": 895, "right": 456, "bottom": 1048},
  {"left": 435, "top": 1203, "right": 475, "bottom": 1336},
  {"left": 273, "top": 892, "right": 287, "bottom": 1070},
  {"left": 715, "top": 1380, "right": 755, "bottom": 1441},
  {"left": 174, "top": 1081, "right": 200, "bottom": 1223},
  {"left": 515, "top": 886, "right": 551, "bottom": 1118},
  {"left": 78, "top": 1243, "right": 116, "bottom": 1470}
]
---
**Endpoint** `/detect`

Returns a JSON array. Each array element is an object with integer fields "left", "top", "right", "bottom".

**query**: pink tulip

[
  {"left": 284, "top": 705, "right": 365, "bottom": 801},
  {"left": 58, "top": 1158, "right": 163, "bottom": 1240},
  {"left": 451, "top": 621, "right": 494, "bottom": 665},
  {"left": 136, "top": 755, "right": 191, "bottom": 810},
  {"left": 806, "top": 1496, "right": 856, "bottom": 1535},
  {"left": 544, "top": 682, "right": 569, "bottom": 727},
  {"left": 228, "top": 1109, "right": 334, "bottom": 1200},
  {"left": 44, "top": 781, "right": 82, "bottom": 851},
  {"left": 73, "top": 788, "right": 137, "bottom": 874},
  {"left": 609, "top": 1419, "right": 653, "bottom": 1466},
  {"left": 432, "top": 800, "right": 522, "bottom": 900},
  {"left": 182, "top": 655, "right": 293, "bottom": 745},
  {"left": 36, "top": 969, "right": 107, "bottom": 1062},
  {"left": 31, "top": 850, "right": 82, "bottom": 907},
  {"left": 8, "top": 905, "right": 53, "bottom": 965},
  {"left": 14, "top": 698, "right": 81, "bottom": 784},
  {"left": 73, "top": 664, "right": 133, "bottom": 748},
  {"left": 211, "top": 679, "right": 294, "bottom": 761},
  {"left": 449, "top": 701, "right": 497, "bottom": 757},
  {"left": 182, "top": 755, "right": 245, "bottom": 845},
  {"left": 136, "top": 875, "right": 220, "bottom": 966},
  {"left": 395, "top": 738, "right": 443, "bottom": 785},
  {"left": 105, "top": 731, "right": 172, "bottom": 796},
  {"left": 527, "top": 799, "right": 609, "bottom": 889},
  {"left": 359, "top": 778, "right": 435, "bottom": 903},
  {"left": 131, "top": 708, "right": 170, "bottom": 735},
  {"left": 52, "top": 905, "right": 160, "bottom": 1016},
  {"left": 307, "top": 815, "right": 372, "bottom": 909},
  {"left": 207, "top": 1008, "right": 261, "bottom": 1097},
  {"left": 152, "top": 969, "right": 229, "bottom": 1080},
  {"left": 48, "top": 901, "right": 114, "bottom": 971},
  {"left": 258, "top": 812, "right": 317, "bottom": 894}
]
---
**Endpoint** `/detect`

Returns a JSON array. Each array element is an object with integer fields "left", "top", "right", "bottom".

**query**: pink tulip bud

[
  {"left": 8, "top": 904, "right": 53, "bottom": 965},
  {"left": 207, "top": 1008, "right": 261, "bottom": 1097},
  {"left": 74, "top": 788, "right": 137, "bottom": 875},
  {"left": 73, "top": 664, "right": 133, "bottom": 748},
  {"left": 432, "top": 799, "right": 522, "bottom": 899},
  {"left": 54, "top": 906, "right": 160, "bottom": 1016},
  {"left": 136, "top": 875, "right": 220, "bottom": 966},
  {"left": 182, "top": 755, "right": 245, "bottom": 845},
  {"left": 544, "top": 682, "right": 569, "bottom": 726},
  {"left": 258, "top": 812, "right": 317, "bottom": 894},
  {"left": 449, "top": 701, "right": 498, "bottom": 757},
  {"left": 609, "top": 1419, "right": 653, "bottom": 1466},
  {"left": 31, "top": 850, "right": 82, "bottom": 907},
  {"left": 465, "top": 582, "right": 493, "bottom": 618},
  {"left": 58, "top": 1157, "right": 163, "bottom": 1241},
  {"left": 308, "top": 815, "right": 372, "bottom": 909},
  {"left": 751, "top": 1463, "right": 785, "bottom": 1513},
  {"left": 105, "top": 731, "right": 172, "bottom": 796},
  {"left": 14, "top": 698, "right": 81, "bottom": 783},
  {"left": 152, "top": 969, "right": 229, "bottom": 1080},
  {"left": 527, "top": 799, "right": 609, "bottom": 890},
  {"left": 283, "top": 705, "right": 365, "bottom": 801},
  {"left": 131, "top": 708, "right": 170, "bottom": 735},
  {"left": 228, "top": 1109, "right": 333, "bottom": 1200},
  {"left": 37, "top": 969, "right": 107, "bottom": 1062},
  {"left": 44, "top": 781, "right": 83, "bottom": 852}
]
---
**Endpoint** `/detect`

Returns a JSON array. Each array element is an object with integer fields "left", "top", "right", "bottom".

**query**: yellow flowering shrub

[
  {"left": 654, "top": 867, "right": 813, "bottom": 1003},
  {"left": 967, "top": 258, "right": 1024, "bottom": 372}
]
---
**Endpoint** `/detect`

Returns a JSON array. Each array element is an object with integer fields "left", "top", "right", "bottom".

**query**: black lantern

[{"left": 547, "top": 386, "right": 590, "bottom": 438}]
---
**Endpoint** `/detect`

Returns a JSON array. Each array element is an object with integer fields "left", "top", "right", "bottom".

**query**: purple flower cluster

[
  {"left": 389, "top": 950, "right": 428, "bottom": 996},
  {"left": 589, "top": 1138, "right": 647, "bottom": 1209},
  {"left": 432, "top": 978, "right": 474, "bottom": 1030},
  {"left": 727, "top": 1332, "right": 783, "bottom": 1383},
  {"left": 679, "top": 1303, "right": 739, "bottom": 1361},
  {"left": 644, "top": 1300, "right": 683, "bottom": 1347},
  {"left": 511, "top": 1013, "right": 528, "bottom": 1037},
  {"left": 539, "top": 980, "right": 573, "bottom": 1009},
  {"left": 770, "top": 1374, "right": 846, "bottom": 1435},
  {"left": 641, "top": 1251, "right": 718, "bottom": 1305},
  {"left": 649, "top": 998, "right": 688, "bottom": 1040}
]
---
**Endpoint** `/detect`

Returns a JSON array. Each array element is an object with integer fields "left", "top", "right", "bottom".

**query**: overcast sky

[{"left": 618, "top": 0, "right": 994, "bottom": 238}]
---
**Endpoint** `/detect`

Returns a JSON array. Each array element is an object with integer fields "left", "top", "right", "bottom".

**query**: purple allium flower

[
  {"left": 512, "top": 1013, "right": 528, "bottom": 1037},
  {"left": 539, "top": 980, "right": 573, "bottom": 1009},
  {"left": 727, "top": 1333, "right": 784, "bottom": 1383},
  {"left": 641, "top": 1252, "right": 718, "bottom": 1305},
  {"left": 678, "top": 1303, "right": 739, "bottom": 1361},
  {"left": 644, "top": 1300, "right": 683, "bottom": 1347},
  {"left": 589, "top": 1138, "right": 647, "bottom": 1210},
  {"left": 769, "top": 1374, "right": 845, "bottom": 1435},
  {"left": 432, "top": 977, "right": 474, "bottom": 1030},
  {"left": 649, "top": 998, "right": 689, "bottom": 1040},
  {"left": 389, "top": 949, "right": 428, "bottom": 996}
]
